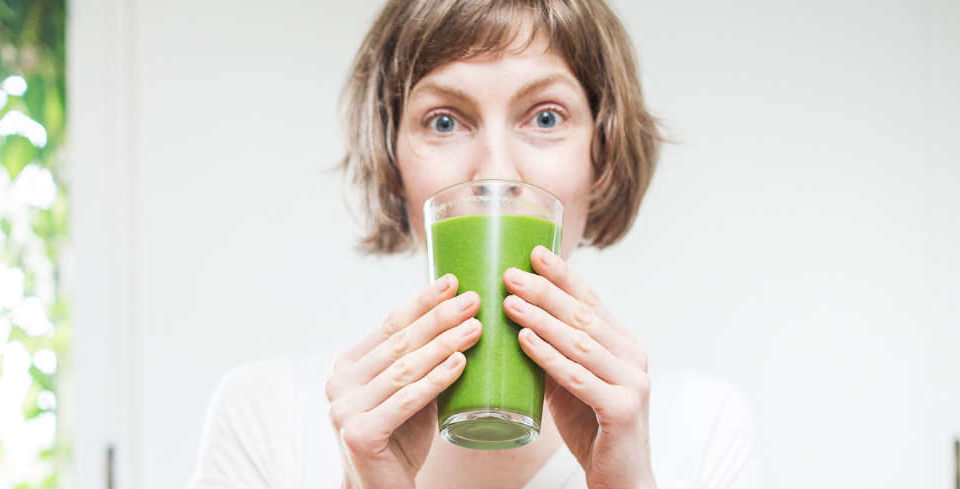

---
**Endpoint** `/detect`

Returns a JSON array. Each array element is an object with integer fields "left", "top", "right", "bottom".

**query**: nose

[
  {"left": 469, "top": 127, "right": 523, "bottom": 193},
  {"left": 470, "top": 181, "right": 523, "bottom": 198}
]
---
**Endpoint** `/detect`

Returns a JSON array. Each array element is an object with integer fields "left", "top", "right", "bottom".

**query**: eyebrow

[{"left": 410, "top": 72, "right": 580, "bottom": 106}]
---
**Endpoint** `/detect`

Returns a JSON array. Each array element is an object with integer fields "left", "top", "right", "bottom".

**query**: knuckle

[
  {"left": 582, "top": 287, "right": 601, "bottom": 308},
  {"left": 599, "top": 393, "right": 639, "bottom": 425},
  {"left": 625, "top": 341, "right": 649, "bottom": 372},
  {"left": 637, "top": 373, "right": 651, "bottom": 395},
  {"left": 388, "top": 357, "right": 414, "bottom": 387},
  {"left": 637, "top": 349, "right": 649, "bottom": 372},
  {"left": 328, "top": 399, "right": 348, "bottom": 428},
  {"left": 546, "top": 344, "right": 562, "bottom": 364},
  {"left": 434, "top": 339, "right": 456, "bottom": 358},
  {"left": 626, "top": 390, "right": 645, "bottom": 417},
  {"left": 324, "top": 376, "right": 340, "bottom": 402},
  {"left": 529, "top": 274, "right": 549, "bottom": 299},
  {"left": 417, "top": 287, "right": 436, "bottom": 310},
  {"left": 606, "top": 404, "right": 633, "bottom": 426},
  {"left": 571, "top": 302, "right": 595, "bottom": 331},
  {"left": 381, "top": 310, "right": 401, "bottom": 336},
  {"left": 437, "top": 327, "right": 463, "bottom": 351},
  {"left": 388, "top": 329, "right": 410, "bottom": 357},
  {"left": 395, "top": 387, "right": 421, "bottom": 414},
  {"left": 340, "top": 419, "right": 376, "bottom": 454},
  {"left": 555, "top": 264, "right": 574, "bottom": 288},
  {"left": 572, "top": 330, "right": 592, "bottom": 356},
  {"left": 567, "top": 367, "right": 588, "bottom": 390},
  {"left": 425, "top": 367, "right": 448, "bottom": 390},
  {"left": 332, "top": 352, "right": 348, "bottom": 371},
  {"left": 434, "top": 300, "right": 459, "bottom": 327}
]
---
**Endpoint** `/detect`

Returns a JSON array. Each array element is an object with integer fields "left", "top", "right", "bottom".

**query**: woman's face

[{"left": 396, "top": 33, "right": 594, "bottom": 259}]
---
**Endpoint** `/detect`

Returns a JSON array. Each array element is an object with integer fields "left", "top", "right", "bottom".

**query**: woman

[{"left": 188, "top": 1, "right": 760, "bottom": 488}]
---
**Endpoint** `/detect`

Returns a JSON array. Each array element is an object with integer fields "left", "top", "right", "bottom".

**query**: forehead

[{"left": 412, "top": 31, "right": 577, "bottom": 93}]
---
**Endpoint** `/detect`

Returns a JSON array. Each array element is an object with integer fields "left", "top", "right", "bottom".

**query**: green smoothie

[{"left": 430, "top": 214, "right": 560, "bottom": 448}]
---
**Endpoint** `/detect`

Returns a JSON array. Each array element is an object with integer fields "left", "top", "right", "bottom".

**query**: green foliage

[
  {"left": 33, "top": 189, "right": 69, "bottom": 260},
  {"left": 8, "top": 325, "right": 53, "bottom": 353},
  {"left": 11, "top": 477, "right": 58, "bottom": 489},
  {"left": 21, "top": 381, "right": 41, "bottom": 419},
  {"left": 1, "top": 134, "right": 37, "bottom": 178},
  {"left": 1, "top": 0, "right": 69, "bottom": 487},
  {"left": 29, "top": 365, "right": 55, "bottom": 391}
]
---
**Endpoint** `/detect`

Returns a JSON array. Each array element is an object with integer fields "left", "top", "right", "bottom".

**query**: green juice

[{"left": 430, "top": 214, "right": 560, "bottom": 448}]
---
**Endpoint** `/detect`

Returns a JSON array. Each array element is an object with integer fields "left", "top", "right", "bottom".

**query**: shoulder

[
  {"left": 187, "top": 354, "right": 337, "bottom": 489},
  {"left": 651, "top": 370, "right": 754, "bottom": 429},
  {"left": 203, "top": 356, "right": 309, "bottom": 430},
  {"left": 678, "top": 372, "right": 753, "bottom": 424},
  {"left": 652, "top": 370, "right": 754, "bottom": 430},
  {"left": 209, "top": 353, "right": 337, "bottom": 417},
  {"left": 692, "top": 374, "right": 761, "bottom": 488},
  {"left": 649, "top": 371, "right": 762, "bottom": 489},
  {"left": 214, "top": 357, "right": 300, "bottom": 403},
  {"left": 678, "top": 373, "right": 756, "bottom": 456}
]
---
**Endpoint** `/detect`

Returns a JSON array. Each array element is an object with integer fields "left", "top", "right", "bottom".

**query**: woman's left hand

[{"left": 503, "top": 246, "right": 657, "bottom": 489}]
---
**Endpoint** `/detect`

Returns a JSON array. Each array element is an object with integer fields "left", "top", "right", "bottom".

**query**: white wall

[{"left": 68, "top": 1, "right": 960, "bottom": 489}]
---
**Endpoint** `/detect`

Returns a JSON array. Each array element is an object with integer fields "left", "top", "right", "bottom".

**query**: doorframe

[{"left": 66, "top": 0, "right": 142, "bottom": 488}]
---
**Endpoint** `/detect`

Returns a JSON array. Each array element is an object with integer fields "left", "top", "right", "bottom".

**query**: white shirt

[{"left": 186, "top": 354, "right": 762, "bottom": 489}]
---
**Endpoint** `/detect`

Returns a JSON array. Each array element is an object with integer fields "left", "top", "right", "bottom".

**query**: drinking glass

[{"left": 424, "top": 179, "right": 563, "bottom": 450}]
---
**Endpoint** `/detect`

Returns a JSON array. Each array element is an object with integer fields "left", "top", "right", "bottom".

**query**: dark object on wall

[{"left": 954, "top": 437, "right": 959, "bottom": 489}]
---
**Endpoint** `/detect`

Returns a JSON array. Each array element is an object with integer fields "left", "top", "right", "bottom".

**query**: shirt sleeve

[
  {"left": 185, "top": 358, "right": 306, "bottom": 489},
  {"left": 696, "top": 380, "right": 763, "bottom": 489}
]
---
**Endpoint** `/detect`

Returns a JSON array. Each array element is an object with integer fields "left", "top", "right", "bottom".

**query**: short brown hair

[{"left": 337, "top": 0, "right": 662, "bottom": 255}]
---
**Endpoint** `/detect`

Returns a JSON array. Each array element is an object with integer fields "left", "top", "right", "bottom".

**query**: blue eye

[
  {"left": 432, "top": 114, "right": 456, "bottom": 133},
  {"left": 535, "top": 110, "right": 559, "bottom": 129}
]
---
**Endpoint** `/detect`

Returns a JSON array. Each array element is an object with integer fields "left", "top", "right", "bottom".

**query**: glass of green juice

[{"left": 423, "top": 179, "right": 563, "bottom": 450}]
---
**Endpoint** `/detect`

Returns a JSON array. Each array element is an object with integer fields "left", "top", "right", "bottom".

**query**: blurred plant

[{"left": 0, "top": 0, "right": 69, "bottom": 488}]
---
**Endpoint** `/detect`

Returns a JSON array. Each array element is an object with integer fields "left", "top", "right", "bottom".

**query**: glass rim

[{"left": 422, "top": 179, "right": 564, "bottom": 215}]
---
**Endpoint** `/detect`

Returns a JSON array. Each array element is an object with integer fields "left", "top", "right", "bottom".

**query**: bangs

[{"left": 395, "top": 0, "right": 592, "bottom": 106}]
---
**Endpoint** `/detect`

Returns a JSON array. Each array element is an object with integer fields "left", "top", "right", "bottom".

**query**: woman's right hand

[{"left": 324, "top": 274, "right": 481, "bottom": 489}]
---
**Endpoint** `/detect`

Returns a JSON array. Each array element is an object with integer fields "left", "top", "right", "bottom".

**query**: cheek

[
  {"left": 396, "top": 130, "right": 467, "bottom": 247},
  {"left": 520, "top": 131, "right": 593, "bottom": 257}
]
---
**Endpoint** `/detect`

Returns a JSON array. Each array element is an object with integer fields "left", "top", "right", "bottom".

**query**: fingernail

[
  {"left": 507, "top": 295, "right": 528, "bottom": 314},
  {"left": 435, "top": 274, "right": 452, "bottom": 293},
  {"left": 505, "top": 268, "right": 526, "bottom": 287},
  {"left": 538, "top": 246, "right": 557, "bottom": 266},
  {"left": 444, "top": 353, "right": 461, "bottom": 368},
  {"left": 460, "top": 319, "right": 480, "bottom": 337},
  {"left": 459, "top": 291, "right": 477, "bottom": 311},
  {"left": 521, "top": 328, "right": 541, "bottom": 345}
]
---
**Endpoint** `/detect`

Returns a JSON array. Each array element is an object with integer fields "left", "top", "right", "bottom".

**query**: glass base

[{"left": 439, "top": 409, "right": 540, "bottom": 450}]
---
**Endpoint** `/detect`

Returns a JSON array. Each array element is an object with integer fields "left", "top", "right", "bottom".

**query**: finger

[
  {"left": 504, "top": 295, "right": 637, "bottom": 387},
  {"left": 530, "top": 246, "right": 602, "bottom": 308},
  {"left": 343, "top": 273, "right": 459, "bottom": 363},
  {"left": 348, "top": 290, "right": 479, "bottom": 386},
  {"left": 345, "top": 351, "right": 466, "bottom": 445},
  {"left": 503, "top": 267, "right": 627, "bottom": 357},
  {"left": 529, "top": 246, "right": 630, "bottom": 337},
  {"left": 522, "top": 328, "right": 648, "bottom": 429},
  {"left": 516, "top": 328, "right": 615, "bottom": 411},
  {"left": 330, "top": 318, "right": 481, "bottom": 426}
]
